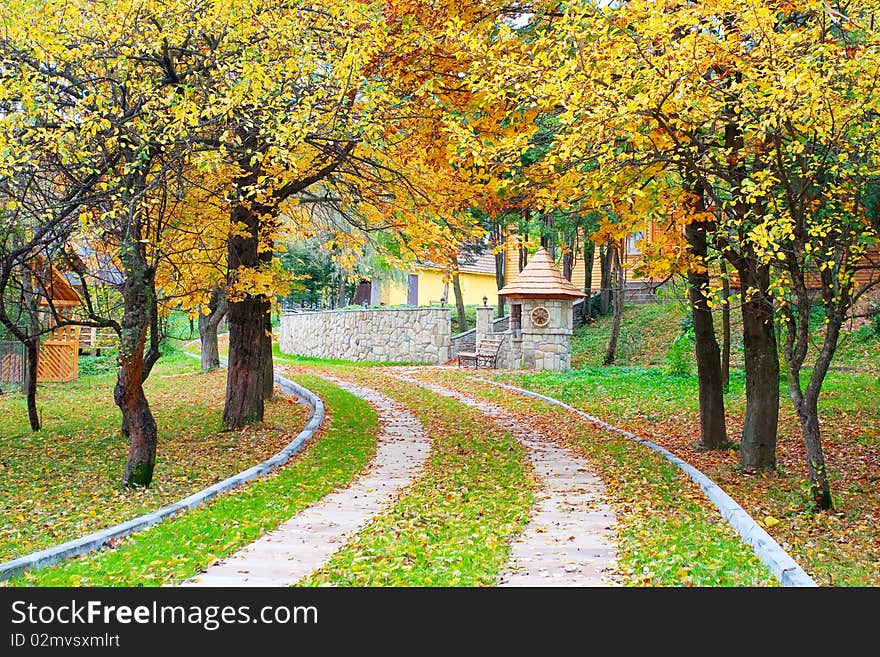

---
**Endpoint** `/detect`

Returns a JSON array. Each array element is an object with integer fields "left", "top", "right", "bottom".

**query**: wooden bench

[{"left": 457, "top": 335, "right": 504, "bottom": 369}]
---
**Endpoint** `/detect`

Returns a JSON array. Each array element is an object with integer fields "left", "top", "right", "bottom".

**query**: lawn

[
  {"left": 0, "top": 350, "right": 309, "bottom": 563},
  {"left": 12, "top": 374, "right": 378, "bottom": 586},
  {"left": 484, "top": 306, "right": 880, "bottom": 586},
  {"left": 416, "top": 368, "right": 775, "bottom": 586},
  {"left": 297, "top": 366, "right": 534, "bottom": 586}
]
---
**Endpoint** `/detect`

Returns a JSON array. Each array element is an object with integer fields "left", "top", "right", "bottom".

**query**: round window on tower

[{"left": 530, "top": 305, "right": 550, "bottom": 327}]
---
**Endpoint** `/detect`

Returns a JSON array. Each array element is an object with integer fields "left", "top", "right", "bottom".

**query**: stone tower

[{"left": 497, "top": 248, "right": 585, "bottom": 370}]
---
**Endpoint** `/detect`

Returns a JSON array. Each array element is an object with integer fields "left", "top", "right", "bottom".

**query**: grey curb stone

[
  {"left": 480, "top": 379, "right": 817, "bottom": 587},
  {"left": 0, "top": 365, "right": 325, "bottom": 581}
]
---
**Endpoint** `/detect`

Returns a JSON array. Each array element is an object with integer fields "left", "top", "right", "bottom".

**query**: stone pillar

[
  {"left": 475, "top": 305, "right": 493, "bottom": 346},
  {"left": 369, "top": 278, "right": 381, "bottom": 306}
]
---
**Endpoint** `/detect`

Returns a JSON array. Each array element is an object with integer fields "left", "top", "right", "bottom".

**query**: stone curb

[
  {"left": 479, "top": 379, "right": 817, "bottom": 588},
  {"left": 0, "top": 368, "right": 324, "bottom": 581}
]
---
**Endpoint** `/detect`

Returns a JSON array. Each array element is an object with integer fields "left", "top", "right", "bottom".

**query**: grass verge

[
  {"left": 478, "top": 366, "right": 879, "bottom": 586},
  {"left": 9, "top": 375, "right": 377, "bottom": 586},
  {"left": 418, "top": 369, "right": 775, "bottom": 586},
  {"left": 0, "top": 351, "right": 310, "bottom": 562},
  {"left": 297, "top": 368, "right": 534, "bottom": 587}
]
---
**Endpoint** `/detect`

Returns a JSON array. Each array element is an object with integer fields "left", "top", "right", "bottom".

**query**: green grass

[
  {"left": 419, "top": 370, "right": 775, "bottom": 586},
  {"left": 301, "top": 370, "right": 534, "bottom": 586},
  {"left": 573, "top": 301, "right": 692, "bottom": 368},
  {"left": 12, "top": 375, "right": 378, "bottom": 586},
  {"left": 272, "top": 344, "right": 423, "bottom": 367},
  {"left": 463, "top": 362, "right": 880, "bottom": 586},
  {"left": 0, "top": 350, "right": 309, "bottom": 562}
]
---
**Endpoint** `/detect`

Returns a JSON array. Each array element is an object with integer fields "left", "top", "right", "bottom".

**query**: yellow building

[{"left": 380, "top": 252, "right": 500, "bottom": 307}]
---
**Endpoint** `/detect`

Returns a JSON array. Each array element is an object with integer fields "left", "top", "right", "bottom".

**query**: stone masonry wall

[{"left": 279, "top": 307, "right": 451, "bottom": 364}]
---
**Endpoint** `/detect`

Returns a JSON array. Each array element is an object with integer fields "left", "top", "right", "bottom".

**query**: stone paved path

[
  {"left": 181, "top": 378, "right": 429, "bottom": 587},
  {"left": 394, "top": 372, "right": 618, "bottom": 587}
]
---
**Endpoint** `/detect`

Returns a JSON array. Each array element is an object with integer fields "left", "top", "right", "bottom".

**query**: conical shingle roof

[{"left": 498, "top": 248, "right": 586, "bottom": 300}]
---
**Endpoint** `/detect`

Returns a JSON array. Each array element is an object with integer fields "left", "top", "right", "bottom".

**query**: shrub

[{"left": 665, "top": 332, "right": 694, "bottom": 377}]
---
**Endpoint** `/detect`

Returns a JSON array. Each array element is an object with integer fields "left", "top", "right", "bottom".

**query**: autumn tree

[{"left": 454, "top": 1, "right": 880, "bottom": 504}]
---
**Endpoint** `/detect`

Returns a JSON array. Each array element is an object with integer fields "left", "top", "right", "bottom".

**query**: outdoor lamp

[{"left": 483, "top": 296, "right": 488, "bottom": 307}]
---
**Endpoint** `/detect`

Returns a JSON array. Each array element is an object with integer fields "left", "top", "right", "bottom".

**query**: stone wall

[
  {"left": 503, "top": 298, "right": 573, "bottom": 371},
  {"left": 279, "top": 307, "right": 451, "bottom": 364}
]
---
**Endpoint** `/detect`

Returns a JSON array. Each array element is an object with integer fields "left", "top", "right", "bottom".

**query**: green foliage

[
  {"left": 77, "top": 351, "right": 118, "bottom": 376},
  {"left": 665, "top": 333, "right": 694, "bottom": 377},
  {"left": 278, "top": 239, "right": 341, "bottom": 307}
]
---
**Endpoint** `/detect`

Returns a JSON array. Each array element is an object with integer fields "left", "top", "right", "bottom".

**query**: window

[{"left": 625, "top": 230, "right": 645, "bottom": 257}]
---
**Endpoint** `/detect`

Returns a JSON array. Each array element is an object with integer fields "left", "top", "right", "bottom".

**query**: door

[{"left": 407, "top": 274, "right": 419, "bottom": 306}]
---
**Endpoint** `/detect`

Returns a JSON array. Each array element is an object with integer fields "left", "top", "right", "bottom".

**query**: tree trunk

[
  {"left": 782, "top": 285, "right": 837, "bottom": 511},
  {"left": 452, "top": 272, "right": 467, "bottom": 333},
  {"left": 796, "top": 393, "right": 833, "bottom": 510},
  {"left": 198, "top": 288, "right": 227, "bottom": 372},
  {"left": 116, "top": 242, "right": 158, "bottom": 488},
  {"left": 737, "top": 262, "right": 779, "bottom": 472},
  {"left": 224, "top": 191, "right": 266, "bottom": 428},
  {"left": 261, "top": 302, "right": 274, "bottom": 400},
  {"left": 336, "top": 271, "right": 346, "bottom": 308},
  {"left": 21, "top": 280, "right": 42, "bottom": 430},
  {"left": 224, "top": 294, "right": 265, "bottom": 428},
  {"left": 604, "top": 246, "right": 623, "bottom": 365},
  {"left": 685, "top": 218, "right": 728, "bottom": 450},
  {"left": 24, "top": 338, "right": 40, "bottom": 431},
  {"left": 599, "top": 244, "right": 612, "bottom": 315},
  {"left": 582, "top": 237, "right": 596, "bottom": 322},
  {"left": 562, "top": 231, "right": 575, "bottom": 282},
  {"left": 116, "top": 352, "right": 157, "bottom": 487},
  {"left": 721, "top": 258, "right": 731, "bottom": 391},
  {"left": 199, "top": 317, "right": 221, "bottom": 372},
  {"left": 494, "top": 227, "right": 506, "bottom": 317}
]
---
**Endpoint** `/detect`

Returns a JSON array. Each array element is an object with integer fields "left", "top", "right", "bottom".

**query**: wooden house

[
  {"left": 35, "top": 265, "right": 82, "bottom": 382},
  {"left": 503, "top": 222, "right": 665, "bottom": 301}
]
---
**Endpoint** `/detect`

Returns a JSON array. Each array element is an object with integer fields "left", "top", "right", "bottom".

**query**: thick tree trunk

[
  {"left": 599, "top": 244, "right": 612, "bottom": 315},
  {"left": 224, "top": 189, "right": 267, "bottom": 428},
  {"left": 116, "top": 353, "right": 157, "bottom": 487},
  {"left": 604, "top": 246, "right": 623, "bottom": 365},
  {"left": 199, "top": 316, "right": 221, "bottom": 372},
  {"left": 116, "top": 242, "right": 158, "bottom": 488},
  {"left": 224, "top": 294, "right": 265, "bottom": 428},
  {"left": 452, "top": 273, "right": 467, "bottom": 333},
  {"left": 685, "top": 219, "right": 728, "bottom": 450},
  {"left": 721, "top": 259, "right": 731, "bottom": 391},
  {"left": 738, "top": 262, "right": 779, "bottom": 472}
]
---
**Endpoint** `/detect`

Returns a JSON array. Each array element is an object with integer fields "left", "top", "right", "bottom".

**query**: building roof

[
  {"left": 498, "top": 248, "right": 586, "bottom": 299},
  {"left": 417, "top": 250, "right": 497, "bottom": 276}
]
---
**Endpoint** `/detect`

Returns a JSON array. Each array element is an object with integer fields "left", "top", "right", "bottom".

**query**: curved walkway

[
  {"left": 181, "top": 378, "right": 430, "bottom": 587},
  {"left": 393, "top": 372, "right": 618, "bottom": 587}
]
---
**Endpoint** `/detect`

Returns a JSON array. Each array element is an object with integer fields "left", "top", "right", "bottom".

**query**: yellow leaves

[{"left": 762, "top": 515, "right": 780, "bottom": 528}]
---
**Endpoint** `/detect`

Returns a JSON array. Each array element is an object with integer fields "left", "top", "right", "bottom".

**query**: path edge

[
  {"left": 479, "top": 379, "right": 817, "bottom": 588},
  {"left": 0, "top": 369, "right": 325, "bottom": 581}
]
